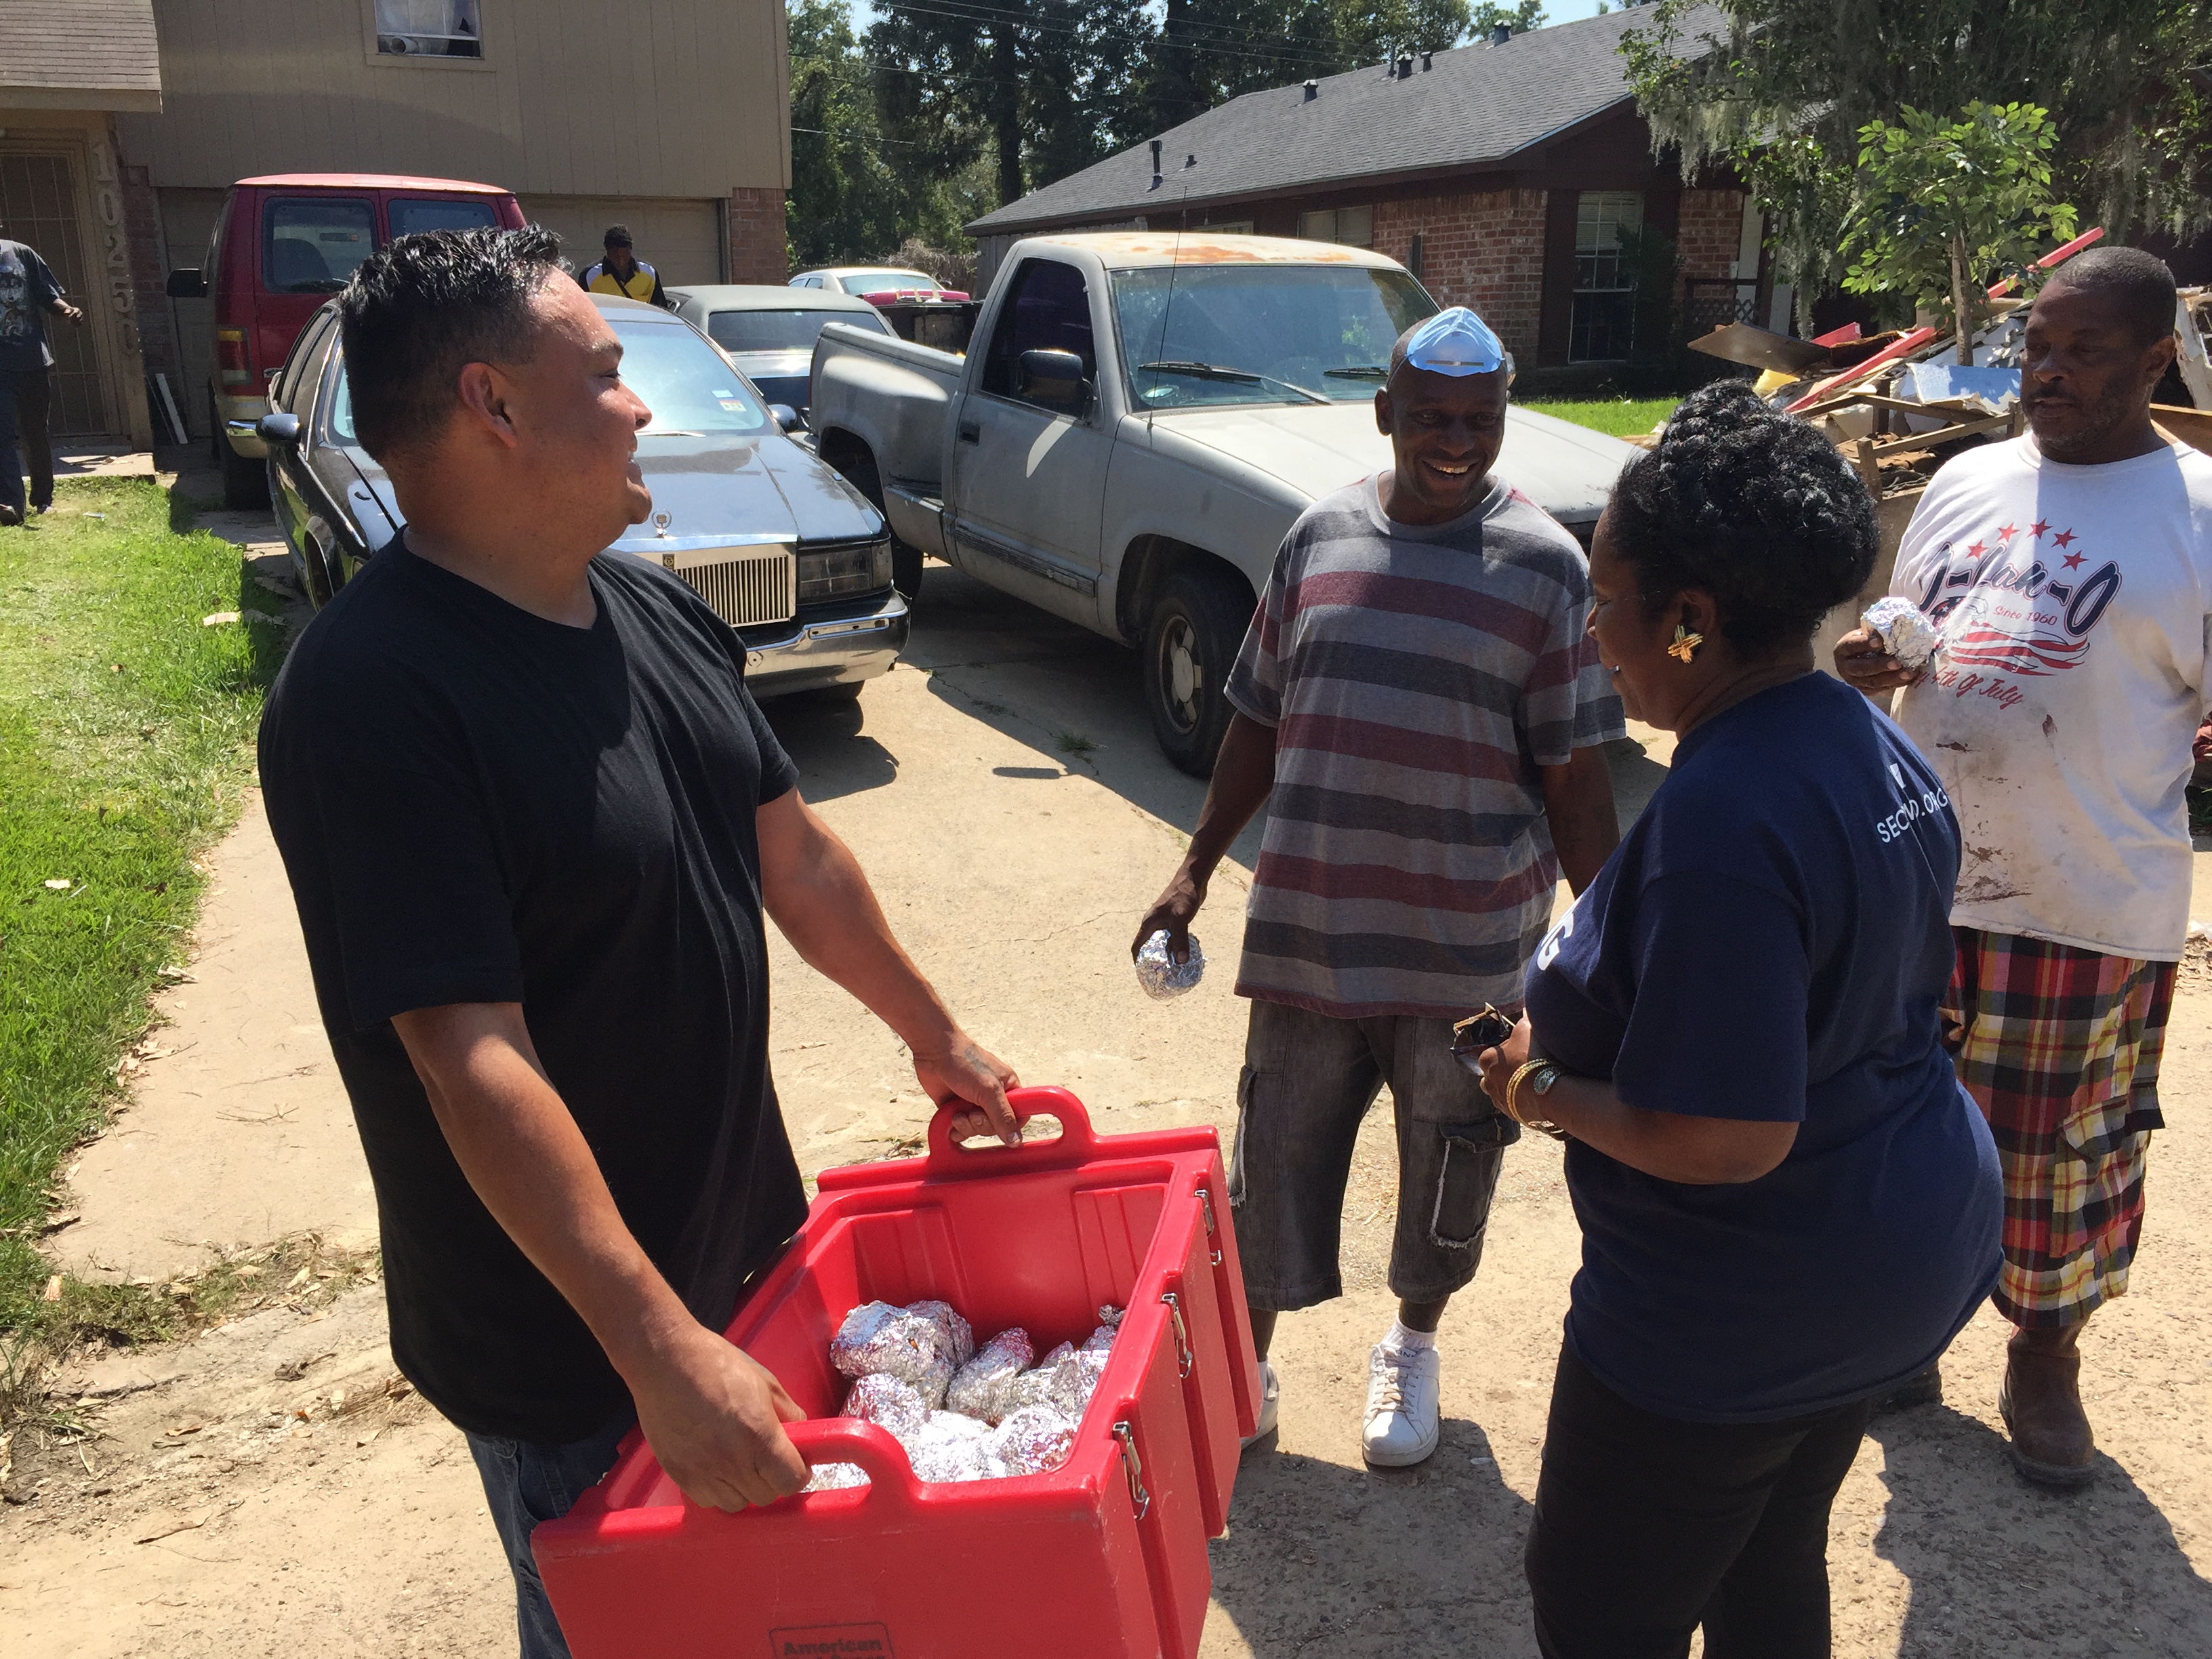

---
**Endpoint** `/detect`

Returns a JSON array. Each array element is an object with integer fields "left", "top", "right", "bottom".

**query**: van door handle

[{"left": 958, "top": 420, "right": 981, "bottom": 445}]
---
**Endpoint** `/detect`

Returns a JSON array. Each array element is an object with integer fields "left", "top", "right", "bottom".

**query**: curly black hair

[
  {"left": 339, "top": 224, "right": 568, "bottom": 462},
  {"left": 1606, "top": 381, "right": 1877, "bottom": 657}
]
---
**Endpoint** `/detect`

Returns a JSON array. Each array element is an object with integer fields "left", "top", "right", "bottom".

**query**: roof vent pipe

[
  {"left": 1420, "top": 52, "right": 1432, "bottom": 70},
  {"left": 1185, "top": 153, "right": 1196, "bottom": 168},
  {"left": 1396, "top": 53, "right": 1413, "bottom": 78},
  {"left": 1303, "top": 78, "right": 1318, "bottom": 100},
  {"left": 1149, "top": 138, "right": 1162, "bottom": 186},
  {"left": 1490, "top": 23, "right": 1511, "bottom": 45}
]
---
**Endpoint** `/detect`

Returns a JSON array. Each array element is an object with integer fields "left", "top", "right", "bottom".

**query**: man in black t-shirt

[{"left": 258, "top": 226, "right": 1017, "bottom": 1659}]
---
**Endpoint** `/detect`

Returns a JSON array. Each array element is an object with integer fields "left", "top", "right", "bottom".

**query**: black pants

[
  {"left": 0, "top": 365, "right": 52, "bottom": 516},
  {"left": 1524, "top": 1343, "right": 1874, "bottom": 1659}
]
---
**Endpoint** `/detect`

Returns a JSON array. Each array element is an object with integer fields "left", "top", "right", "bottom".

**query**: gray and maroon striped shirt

[{"left": 1225, "top": 474, "right": 1623, "bottom": 1019}]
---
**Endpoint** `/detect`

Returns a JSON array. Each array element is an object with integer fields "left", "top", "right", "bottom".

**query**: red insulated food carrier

[{"left": 533, "top": 1088, "right": 1259, "bottom": 1659}]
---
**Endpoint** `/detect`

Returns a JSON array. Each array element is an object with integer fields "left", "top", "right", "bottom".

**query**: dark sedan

[{"left": 246, "top": 294, "right": 909, "bottom": 699}]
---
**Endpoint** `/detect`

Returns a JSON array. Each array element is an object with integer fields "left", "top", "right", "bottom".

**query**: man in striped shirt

[{"left": 1134, "top": 308, "right": 1623, "bottom": 1467}]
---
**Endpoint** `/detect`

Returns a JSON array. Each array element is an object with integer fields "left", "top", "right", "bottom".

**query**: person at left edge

[
  {"left": 258, "top": 225, "right": 1020, "bottom": 1659},
  {"left": 578, "top": 223, "right": 672, "bottom": 308},
  {"left": 0, "top": 226, "right": 87, "bottom": 526}
]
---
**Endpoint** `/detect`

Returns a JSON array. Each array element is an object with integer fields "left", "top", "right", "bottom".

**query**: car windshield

[
  {"left": 614, "top": 315, "right": 773, "bottom": 434},
  {"left": 1109, "top": 266, "right": 1436, "bottom": 409},
  {"left": 325, "top": 316, "right": 774, "bottom": 444},
  {"left": 705, "top": 307, "right": 888, "bottom": 354},
  {"left": 388, "top": 197, "right": 499, "bottom": 237},
  {"left": 840, "top": 270, "right": 937, "bottom": 296}
]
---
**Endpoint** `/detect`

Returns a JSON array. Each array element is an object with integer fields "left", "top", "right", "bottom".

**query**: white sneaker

[
  {"left": 1240, "top": 1359, "right": 1280, "bottom": 1451},
  {"left": 1363, "top": 1342, "right": 1441, "bottom": 1467}
]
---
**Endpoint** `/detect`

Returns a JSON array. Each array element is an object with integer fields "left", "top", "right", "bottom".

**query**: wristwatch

[{"left": 1504, "top": 1059, "right": 1569, "bottom": 1141}]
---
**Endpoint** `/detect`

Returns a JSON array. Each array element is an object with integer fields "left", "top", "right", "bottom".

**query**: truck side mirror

[
  {"left": 166, "top": 268, "right": 207, "bottom": 300},
  {"left": 1017, "top": 348, "right": 1088, "bottom": 410}
]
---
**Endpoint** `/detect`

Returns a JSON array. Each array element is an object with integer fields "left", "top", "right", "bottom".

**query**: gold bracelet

[{"left": 1504, "top": 1059, "right": 1551, "bottom": 1126}]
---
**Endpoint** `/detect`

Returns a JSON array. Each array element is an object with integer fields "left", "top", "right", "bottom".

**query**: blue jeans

[{"left": 465, "top": 1410, "right": 636, "bottom": 1659}]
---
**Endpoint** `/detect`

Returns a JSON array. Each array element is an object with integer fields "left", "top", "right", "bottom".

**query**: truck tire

[
  {"left": 1143, "top": 565, "right": 1250, "bottom": 777},
  {"left": 827, "top": 443, "right": 923, "bottom": 603},
  {"left": 219, "top": 434, "right": 265, "bottom": 512}
]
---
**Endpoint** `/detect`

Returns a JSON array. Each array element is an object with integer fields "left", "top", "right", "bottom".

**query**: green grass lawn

[
  {"left": 0, "top": 477, "right": 285, "bottom": 1336},
  {"left": 1522, "top": 396, "right": 1679, "bottom": 439}
]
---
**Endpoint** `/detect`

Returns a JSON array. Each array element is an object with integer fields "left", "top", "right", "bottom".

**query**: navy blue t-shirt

[{"left": 1524, "top": 672, "right": 2001, "bottom": 1423}]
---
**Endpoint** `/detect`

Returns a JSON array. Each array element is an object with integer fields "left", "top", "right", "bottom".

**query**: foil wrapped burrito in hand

[
  {"left": 1861, "top": 596, "right": 1942, "bottom": 672},
  {"left": 1135, "top": 929, "right": 1205, "bottom": 1000}
]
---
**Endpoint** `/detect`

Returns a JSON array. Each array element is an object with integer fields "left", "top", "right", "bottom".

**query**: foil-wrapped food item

[
  {"left": 803, "top": 1460, "right": 872, "bottom": 1492},
  {"left": 991, "top": 1404, "right": 1079, "bottom": 1476},
  {"left": 907, "top": 1298, "right": 976, "bottom": 1368},
  {"left": 946, "top": 1327, "right": 1036, "bottom": 1423},
  {"left": 830, "top": 1300, "right": 960, "bottom": 1406},
  {"left": 1862, "top": 596, "right": 1942, "bottom": 672},
  {"left": 905, "top": 1412, "right": 1009, "bottom": 1483},
  {"left": 841, "top": 1372, "right": 929, "bottom": 1439},
  {"left": 1003, "top": 1340, "right": 1078, "bottom": 1416},
  {"left": 1135, "top": 929, "right": 1205, "bottom": 1000}
]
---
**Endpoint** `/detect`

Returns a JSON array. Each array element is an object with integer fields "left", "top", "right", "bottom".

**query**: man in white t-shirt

[{"left": 1837, "top": 247, "right": 2207, "bottom": 1488}]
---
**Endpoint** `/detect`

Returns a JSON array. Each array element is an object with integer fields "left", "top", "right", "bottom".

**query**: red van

[{"left": 166, "top": 173, "right": 525, "bottom": 506}]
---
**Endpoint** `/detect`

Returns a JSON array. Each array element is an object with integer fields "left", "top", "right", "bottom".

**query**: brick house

[{"left": 968, "top": 8, "right": 1771, "bottom": 390}]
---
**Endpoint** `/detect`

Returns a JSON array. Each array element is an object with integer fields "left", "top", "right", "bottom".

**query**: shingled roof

[
  {"left": 0, "top": 1, "right": 163, "bottom": 111},
  {"left": 969, "top": 6, "right": 1726, "bottom": 234}
]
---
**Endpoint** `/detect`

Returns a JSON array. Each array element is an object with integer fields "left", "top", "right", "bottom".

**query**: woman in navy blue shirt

[{"left": 1473, "top": 383, "right": 2001, "bottom": 1659}]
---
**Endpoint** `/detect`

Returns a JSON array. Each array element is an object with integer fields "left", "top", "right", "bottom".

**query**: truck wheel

[
  {"left": 828, "top": 443, "right": 923, "bottom": 604},
  {"left": 1143, "top": 566, "right": 1250, "bottom": 777},
  {"left": 219, "top": 437, "right": 265, "bottom": 512}
]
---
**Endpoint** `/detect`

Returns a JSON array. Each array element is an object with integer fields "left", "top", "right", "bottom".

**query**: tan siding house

[{"left": 119, "top": 0, "right": 792, "bottom": 436}]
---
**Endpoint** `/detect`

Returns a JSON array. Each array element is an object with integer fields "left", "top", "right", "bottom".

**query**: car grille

[{"left": 662, "top": 546, "right": 796, "bottom": 627}]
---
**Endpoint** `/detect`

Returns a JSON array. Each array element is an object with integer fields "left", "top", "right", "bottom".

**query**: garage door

[{"left": 518, "top": 197, "right": 722, "bottom": 287}]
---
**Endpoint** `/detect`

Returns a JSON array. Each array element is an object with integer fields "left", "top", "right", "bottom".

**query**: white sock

[{"left": 1382, "top": 1319, "right": 1436, "bottom": 1354}]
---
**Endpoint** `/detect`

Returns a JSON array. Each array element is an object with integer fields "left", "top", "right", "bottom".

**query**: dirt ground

[{"left": 3, "top": 516, "right": 2209, "bottom": 1656}]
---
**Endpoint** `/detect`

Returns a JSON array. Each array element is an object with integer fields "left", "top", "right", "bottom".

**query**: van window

[
  {"left": 389, "top": 197, "right": 499, "bottom": 237},
  {"left": 264, "top": 198, "right": 375, "bottom": 294}
]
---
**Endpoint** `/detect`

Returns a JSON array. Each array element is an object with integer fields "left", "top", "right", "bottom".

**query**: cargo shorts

[{"left": 1229, "top": 996, "right": 1520, "bottom": 1311}]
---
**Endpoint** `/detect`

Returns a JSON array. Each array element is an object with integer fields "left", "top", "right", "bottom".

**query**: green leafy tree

[
  {"left": 787, "top": 0, "right": 911, "bottom": 266},
  {"left": 1837, "top": 102, "right": 2078, "bottom": 363},
  {"left": 1620, "top": 0, "right": 2212, "bottom": 318}
]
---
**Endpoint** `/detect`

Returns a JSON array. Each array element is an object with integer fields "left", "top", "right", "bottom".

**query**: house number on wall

[{"left": 89, "top": 136, "right": 140, "bottom": 356}]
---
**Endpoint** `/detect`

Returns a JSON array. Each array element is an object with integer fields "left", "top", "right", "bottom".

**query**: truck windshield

[
  {"left": 613, "top": 316, "right": 773, "bottom": 435},
  {"left": 1110, "top": 266, "right": 1436, "bottom": 409}
]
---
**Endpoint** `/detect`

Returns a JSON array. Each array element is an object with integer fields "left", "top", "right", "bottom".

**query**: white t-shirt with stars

[{"left": 1888, "top": 434, "right": 2212, "bottom": 960}]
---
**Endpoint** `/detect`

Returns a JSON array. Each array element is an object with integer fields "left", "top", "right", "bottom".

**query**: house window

[
  {"left": 1297, "top": 206, "right": 1373, "bottom": 248},
  {"left": 1570, "top": 191, "right": 1642, "bottom": 362},
  {"left": 375, "top": 0, "right": 481, "bottom": 58}
]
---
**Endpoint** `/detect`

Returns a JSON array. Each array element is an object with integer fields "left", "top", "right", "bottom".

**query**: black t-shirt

[{"left": 259, "top": 537, "right": 806, "bottom": 1442}]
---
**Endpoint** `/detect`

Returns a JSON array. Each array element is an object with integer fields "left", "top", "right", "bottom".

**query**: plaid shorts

[{"left": 1944, "top": 926, "right": 2175, "bottom": 1327}]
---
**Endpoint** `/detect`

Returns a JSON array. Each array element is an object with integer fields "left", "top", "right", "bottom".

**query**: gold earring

[{"left": 1667, "top": 624, "right": 1704, "bottom": 663}]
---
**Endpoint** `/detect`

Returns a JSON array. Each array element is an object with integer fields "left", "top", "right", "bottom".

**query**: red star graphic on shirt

[
  {"left": 2062, "top": 550, "right": 2087, "bottom": 571},
  {"left": 1998, "top": 523, "right": 2017, "bottom": 540},
  {"left": 2030, "top": 518, "right": 2051, "bottom": 539},
  {"left": 2052, "top": 528, "right": 2078, "bottom": 548},
  {"left": 1967, "top": 540, "right": 1986, "bottom": 557}
]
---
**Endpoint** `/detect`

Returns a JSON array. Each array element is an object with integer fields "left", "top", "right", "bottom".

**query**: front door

[
  {"left": 0, "top": 150, "right": 112, "bottom": 437},
  {"left": 947, "top": 256, "right": 1113, "bottom": 627}
]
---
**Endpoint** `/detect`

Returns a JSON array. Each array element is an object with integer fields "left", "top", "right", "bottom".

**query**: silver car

[
  {"left": 250, "top": 293, "right": 909, "bottom": 700},
  {"left": 667, "top": 285, "right": 894, "bottom": 424}
]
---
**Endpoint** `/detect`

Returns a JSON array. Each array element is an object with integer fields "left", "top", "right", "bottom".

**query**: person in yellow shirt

[{"left": 578, "top": 226, "right": 670, "bottom": 309}]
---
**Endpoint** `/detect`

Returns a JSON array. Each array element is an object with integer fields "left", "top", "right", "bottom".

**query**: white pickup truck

[{"left": 808, "top": 232, "right": 1637, "bottom": 773}]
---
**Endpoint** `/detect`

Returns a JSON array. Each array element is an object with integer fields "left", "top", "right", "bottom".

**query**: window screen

[
  {"left": 1296, "top": 207, "right": 1373, "bottom": 247},
  {"left": 388, "top": 197, "right": 499, "bottom": 237},
  {"left": 1570, "top": 192, "right": 1643, "bottom": 363},
  {"left": 376, "top": 0, "right": 482, "bottom": 58},
  {"left": 263, "top": 198, "right": 375, "bottom": 294}
]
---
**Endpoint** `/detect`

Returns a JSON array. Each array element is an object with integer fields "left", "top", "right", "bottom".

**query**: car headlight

[{"left": 796, "top": 537, "right": 893, "bottom": 601}]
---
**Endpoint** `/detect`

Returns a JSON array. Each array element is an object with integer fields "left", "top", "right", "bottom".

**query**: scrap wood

[{"left": 2153, "top": 403, "right": 2212, "bottom": 457}]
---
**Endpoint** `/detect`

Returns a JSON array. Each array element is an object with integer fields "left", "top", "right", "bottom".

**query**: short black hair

[
  {"left": 1607, "top": 382, "right": 1877, "bottom": 657},
  {"left": 2039, "top": 245, "right": 2177, "bottom": 346},
  {"left": 338, "top": 224, "right": 567, "bottom": 462},
  {"left": 603, "top": 224, "right": 633, "bottom": 247}
]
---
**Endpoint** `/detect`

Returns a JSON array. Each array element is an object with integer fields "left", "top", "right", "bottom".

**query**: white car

[{"left": 790, "top": 266, "right": 972, "bottom": 303}]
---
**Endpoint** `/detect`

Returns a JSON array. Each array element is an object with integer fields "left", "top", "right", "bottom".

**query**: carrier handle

[
  {"left": 925, "top": 1084, "right": 1098, "bottom": 1174},
  {"left": 781, "top": 1418, "right": 920, "bottom": 1509}
]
